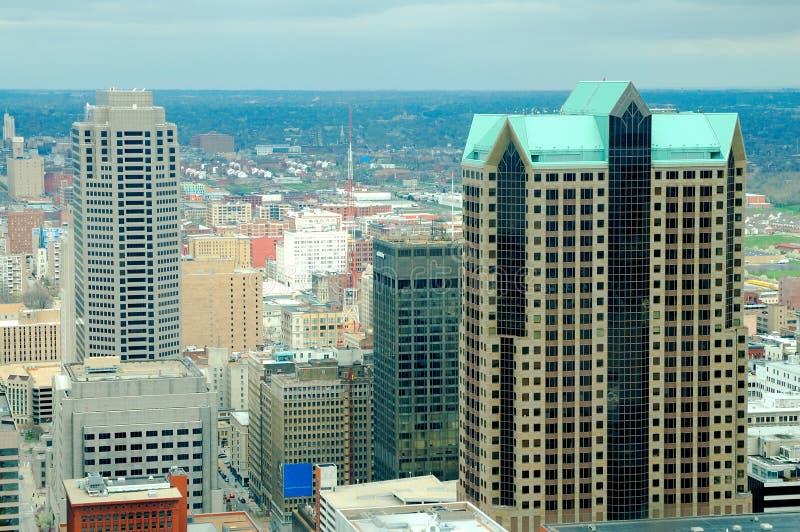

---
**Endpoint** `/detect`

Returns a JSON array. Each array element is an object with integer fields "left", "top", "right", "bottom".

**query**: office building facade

[
  {"left": 180, "top": 259, "right": 263, "bottom": 352},
  {"left": 372, "top": 238, "right": 461, "bottom": 481},
  {"left": 48, "top": 357, "right": 218, "bottom": 525},
  {"left": 264, "top": 359, "right": 372, "bottom": 531},
  {"left": 71, "top": 89, "right": 180, "bottom": 360},
  {"left": 459, "top": 82, "right": 750, "bottom": 529}
]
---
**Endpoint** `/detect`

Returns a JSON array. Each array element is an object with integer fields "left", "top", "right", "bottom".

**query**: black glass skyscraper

[{"left": 372, "top": 237, "right": 461, "bottom": 481}]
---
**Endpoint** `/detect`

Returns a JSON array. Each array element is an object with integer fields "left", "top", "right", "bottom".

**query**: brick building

[{"left": 64, "top": 468, "right": 188, "bottom": 531}]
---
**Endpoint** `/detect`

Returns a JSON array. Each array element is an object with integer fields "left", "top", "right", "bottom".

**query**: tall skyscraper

[
  {"left": 459, "top": 81, "right": 750, "bottom": 529},
  {"left": 71, "top": 90, "right": 181, "bottom": 360},
  {"left": 372, "top": 237, "right": 461, "bottom": 481}
]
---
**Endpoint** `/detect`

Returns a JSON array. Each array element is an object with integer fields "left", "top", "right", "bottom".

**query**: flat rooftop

[
  {"left": 339, "top": 502, "right": 504, "bottom": 532},
  {"left": 64, "top": 476, "right": 181, "bottom": 506},
  {"left": 322, "top": 475, "right": 457, "bottom": 510},
  {"left": 190, "top": 512, "right": 260, "bottom": 531},
  {"left": 750, "top": 426, "right": 800, "bottom": 440},
  {"left": 0, "top": 363, "right": 62, "bottom": 388},
  {"left": 66, "top": 358, "right": 198, "bottom": 382},
  {"left": 543, "top": 512, "right": 800, "bottom": 532}
]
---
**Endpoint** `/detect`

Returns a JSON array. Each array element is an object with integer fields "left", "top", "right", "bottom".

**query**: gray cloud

[{"left": 0, "top": 0, "right": 797, "bottom": 89}]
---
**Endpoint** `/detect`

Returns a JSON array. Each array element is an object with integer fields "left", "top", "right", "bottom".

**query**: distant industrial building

[
  {"left": 255, "top": 144, "right": 301, "bottom": 156},
  {"left": 206, "top": 201, "right": 252, "bottom": 227},
  {"left": 275, "top": 210, "right": 347, "bottom": 290},
  {"left": 190, "top": 131, "right": 234, "bottom": 155}
]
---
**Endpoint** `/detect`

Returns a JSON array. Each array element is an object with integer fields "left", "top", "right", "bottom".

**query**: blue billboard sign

[{"left": 283, "top": 463, "right": 313, "bottom": 497}]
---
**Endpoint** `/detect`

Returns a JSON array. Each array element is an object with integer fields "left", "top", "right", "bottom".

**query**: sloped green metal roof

[
  {"left": 703, "top": 113, "right": 739, "bottom": 160},
  {"left": 463, "top": 82, "right": 740, "bottom": 165},
  {"left": 462, "top": 115, "right": 606, "bottom": 165},
  {"left": 461, "top": 114, "right": 506, "bottom": 162},
  {"left": 561, "top": 81, "right": 630, "bottom": 116},
  {"left": 651, "top": 113, "right": 738, "bottom": 162}
]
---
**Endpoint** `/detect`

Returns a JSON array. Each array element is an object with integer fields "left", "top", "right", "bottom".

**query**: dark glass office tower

[
  {"left": 459, "top": 82, "right": 751, "bottom": 530},
  {"left": 372, "top": 237, "right": 461, "bottom": 481}
]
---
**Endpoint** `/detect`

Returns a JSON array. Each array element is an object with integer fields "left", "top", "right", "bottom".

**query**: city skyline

[{"left": 0, "top": 0, "right": 797, "bottom": 90}]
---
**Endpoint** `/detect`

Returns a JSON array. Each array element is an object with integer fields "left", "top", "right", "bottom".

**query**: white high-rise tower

[{"left": 71, "top": 90, "right": 181, "bottom": 360}]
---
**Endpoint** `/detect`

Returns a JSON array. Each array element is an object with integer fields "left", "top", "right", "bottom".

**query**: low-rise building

[
  {"left": 186, "top": 235, "right": 252, "bottom": 269},
  {"left": 0, "top": 362, "right": 60, "bottom": 425},
  {"left": 317, "top": 475, "right": 503, "bottom": 532},
  {"left": 280, "top": 303, "right": 343, "bottom": 349},
  {"left": 206, "top": 202, "right": 252, "bottom": 227},
  {"left": 64, "top": 469, "right": 189, "bottom": 532},
  {"left": 0, "top": 305, "right": 60, "bottom": 364}
]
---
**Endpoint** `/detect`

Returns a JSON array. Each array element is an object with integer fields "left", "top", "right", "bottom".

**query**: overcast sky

[{"left": 1, "top": 0, "right": 798, "bottom": 90}]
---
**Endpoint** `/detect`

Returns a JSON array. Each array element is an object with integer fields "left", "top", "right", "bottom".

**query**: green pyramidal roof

[{"left": 561, "top": 81, "right": 631, "bottom": 116}]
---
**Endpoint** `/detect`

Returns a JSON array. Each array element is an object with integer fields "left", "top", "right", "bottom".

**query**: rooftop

[
  {"left": 64, "top": 472, "right": 183, "bottom": 506},
  {"left": 66, "top": 357, "right": 199, "bottom": 382},
  {"left": 463, "top": 81, "right": 740, "bottom": 166},
  {"left": 322, "top": 475, "right": 457, "bottom": 511},
  {"left": 230, "top": 411, "right": 249, "bottom": 426},
  {"left": 339, "top": 502, "right": 505, "bottom": 532},
  {"left": 543, "top": 512, "right": 800, "bottom": 532},
  {"left": 0, "top": 363, "right": 62, "bottom": 388},
  {"left": 189, "top": 512, "right": 260, "bottom": 531}
]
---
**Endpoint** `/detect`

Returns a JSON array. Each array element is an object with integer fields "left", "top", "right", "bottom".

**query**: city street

[
  {"left": 19, "top": 456, "right": 42, "bottom": 532},
  {"left": 217, "top": 451, "right": 261, "bottom": 515}
]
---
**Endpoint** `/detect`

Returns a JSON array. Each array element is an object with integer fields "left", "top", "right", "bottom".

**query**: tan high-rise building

[
  {"left": 71, "top": 90, "right": 181, "bottom": 360},
  {"left": 186, "top": 235, "right": 252, "bottom": 269},
  {"left": 262, "top": 358, "right": 372, "bottom": 530},
  {"left": 0, "top": 305, "right": 60, "bottom": 364},
  {"left": 181, "top": 259, "right": 263, "bottom": 352},
  {"left": 459, "top": 82, "right": 750, "bottom": 530},
  {"left": 7, "top": 154, "right": 44, "bottom": 199}
]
